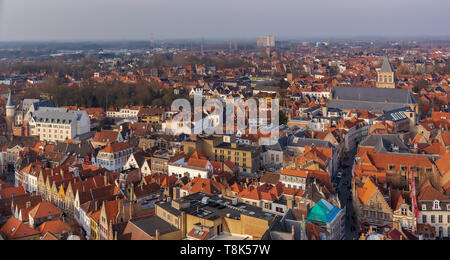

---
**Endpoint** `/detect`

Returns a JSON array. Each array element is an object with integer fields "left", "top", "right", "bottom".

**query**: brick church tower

[{"left": 376, "top": 57, "right": 395, "bottom": 88}]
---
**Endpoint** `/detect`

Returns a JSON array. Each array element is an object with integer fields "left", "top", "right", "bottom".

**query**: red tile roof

[
  {"left": 93, "top": 130, "right": 120, "bottom": 143},
  {"left": 29, "top": 202, "right": 61, "bottom": 219},
  {"left": 38, "top": 219, "right": 72, "bottom": 236},
  {"left": 0, "top": 216, "right": 40, "bottom": 239},
  {"left": 0, "top": 186, "right": 26, "bottom": 199},
  {"left": 357, "top": 178, "right": 377, "bottom": 205},
  {"left": 100, "top": 142, "right": 132, "bottom": 154}
]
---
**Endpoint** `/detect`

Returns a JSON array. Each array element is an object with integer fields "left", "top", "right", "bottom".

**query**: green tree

[{"left": 279, "top": 110, "right": 289, "bottom": 125}]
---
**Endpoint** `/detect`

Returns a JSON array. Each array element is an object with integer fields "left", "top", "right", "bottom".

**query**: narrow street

[{"left": 334, "top": 149, "right": 358, "bottom": 240}]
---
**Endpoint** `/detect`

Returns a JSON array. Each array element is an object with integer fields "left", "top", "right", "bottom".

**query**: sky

[{"left": 0, "top": 0, "right": 449, "bottom": 41}]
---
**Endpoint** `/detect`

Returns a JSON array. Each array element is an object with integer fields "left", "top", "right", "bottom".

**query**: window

[
  {"left": 439, "top": 215, "right": 443, "bottom": 224},
  {"left": 431, "top": 215, "right": 435, "bottom": 223},
  {"left": 433, "top": 201, "right": 440, "bottom": 210},
  {"left": 401, "top": 208, "right": 407, "bottom": 216},
  {"left": 388, "top": 164, "right": 395, "bottom": 170},
  {"left": 422, "top": 204, "right": 426, "bottom": 211},
  {"left": 422, "top": 215, "right": 427, "bottom": 223},
  {"left": 400, "top": 166, "right": 407, "bottom": 171}
]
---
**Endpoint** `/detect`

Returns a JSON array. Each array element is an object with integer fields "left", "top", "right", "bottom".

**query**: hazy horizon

[{"left": 0, "top": 0, "right": 449, "bottom": 42}]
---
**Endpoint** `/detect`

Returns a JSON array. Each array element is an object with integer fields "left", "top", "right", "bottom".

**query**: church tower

[
  {"left": 5, "top": 89, "right": 15, "bottom": 139},
  {"left": 376, "top": 57, "right": 395, "bottom": 88}
]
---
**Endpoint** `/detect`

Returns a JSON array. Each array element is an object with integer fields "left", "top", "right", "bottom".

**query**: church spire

[
  {"left": 380, "top": 57, "right": 393, "bottom": 73},
  {"left": 6, "top": 89, "right": 14, "bottom": 108},
  {"left": 6, "top": 89, "right": 15, "bottom": 119}
]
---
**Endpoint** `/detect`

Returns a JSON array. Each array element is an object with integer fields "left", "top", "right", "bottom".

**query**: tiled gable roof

[
  {"left": 100, "top": 142, "right": 131, "bottom": 154},
  {"left": 357, "top": 178, "right": 377, "bottom": 205},
  {"left": 0, "top": 186, "right": 26, "bottom": 199},
  {"left": 29, "top": 202, "right": 61, "bottom": 219},
  {"left": 0, "top": 216, "right": 40, "bottom": 239},
  {"left": 93, "top": 130, "right": 119, "bottom": 143},
  {"left": 38, "top": 219, "right": 71, "bottom": 236},
  {"left": 417, "top": 181, "right": 449, "bottom": 201}
]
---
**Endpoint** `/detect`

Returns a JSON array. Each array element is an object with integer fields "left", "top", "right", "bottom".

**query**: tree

[
  {"left": 279, "top": 110, "right": 289, "bottom": 126},
  {"left": 413, "top": 79, "right": 428, "bottom": 93}
]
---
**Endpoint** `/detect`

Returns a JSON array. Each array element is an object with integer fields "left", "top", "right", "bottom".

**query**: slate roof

[
  {"left": 129, "top": 215, "right": 179, "bottom": 237},
  {"left": 331, "top": 86, "right": 416, "bottom": 104},
  {"left": 53, "top": 140, "right": 94, "bottom": 157},
  {"left": 376, "top": 107, "right": 413, "bottom": 122},
  {"left": 287, "top": 135, "right": 334, "bottom": 149},
  {"left": 33, "top": 107, "right": 87, "bottom": 124},
  {"left": 359, "top": 134, "right": 410, "bottom": 154},
  {"left": 380, "top": 57, "right": 393, "bottom": 73},
  {"left": 329, "top": 87, "right": 416, "bottom": 113},
  {"left": 6, "top": 90, "right": 13, "bottom": 107}
]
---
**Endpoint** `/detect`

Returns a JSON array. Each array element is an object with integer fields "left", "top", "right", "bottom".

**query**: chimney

[
  {"left": 155, "top": 229, "right": 160, "bottom": 240},
  {"left": 291, "top": 225, "right": 295, "bottom": 240},
  {"left": 129, "top": 203, "right": 133, "bottom": 219},
  {"left": 287, "top": 199, "right": 294, "bottom": 209}
]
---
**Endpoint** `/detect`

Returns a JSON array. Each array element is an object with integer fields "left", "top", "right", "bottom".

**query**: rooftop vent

[{"left": 201, "top": 196, "right": 210, "bottom": 205}]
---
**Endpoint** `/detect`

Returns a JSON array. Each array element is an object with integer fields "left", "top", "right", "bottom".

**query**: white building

[
  {"left": 29, "top": 107, "right": 91, "bottom": 143},
  {"left": 341, "top": 120, "right": 370, "bottom": 152},
  {"left": 417, "top": 184, "right": 450, "bottom": 239},
  {"left": 301, "top": 90, "right": 331, "bottom": 100},
  {"left": 94, "top": 142, "right": 134, "bottom": 172},
  {"left": 168, "top": 161, "right": 212, "bottom": 179},
  {"left": 106, "top": 107, "right": 140, "bottom": 119},
  {"left": 124, "top": 153, "right": 152, "bottom": 177},
  {"left": 279, "top": 169, "right": 308, "bottom": 190},
  {"left": 74, "top": 191, "right": 91, "bottom": 239}
]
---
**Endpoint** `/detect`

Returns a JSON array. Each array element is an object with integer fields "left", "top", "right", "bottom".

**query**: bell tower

[
  {"left": 376, "top": 57, "right": 395, "bottom": 88},
  {"left": 5, "top": 89, "right": 15, "bottom": 139},
  {"left": 6, "top": 90, "right": 15, "bottom": 118}
]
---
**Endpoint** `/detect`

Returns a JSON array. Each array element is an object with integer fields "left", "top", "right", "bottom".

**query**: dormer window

[
  {"left": 401, "top": 208, "right": 407, "bottom": 216},
  {"left": 422, "top": 204, "right": 427, "bottom": 211},
  {"left": 433, "top": 200, "right": 440, "bottom": 210}
]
